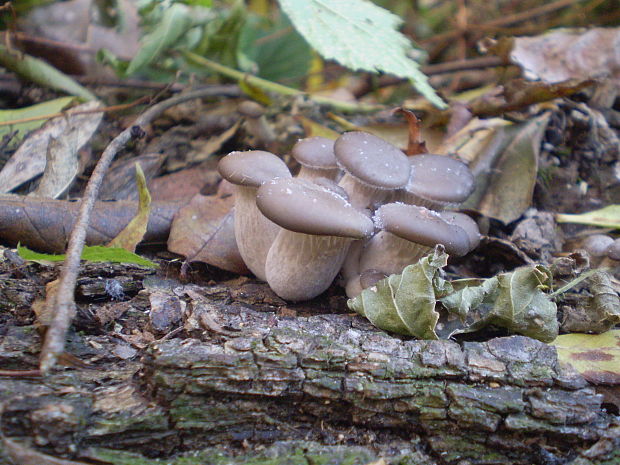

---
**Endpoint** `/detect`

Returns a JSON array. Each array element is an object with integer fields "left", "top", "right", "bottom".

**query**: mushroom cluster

[{"left": 218, "top": 131, "right": 480, "bottom": 301}]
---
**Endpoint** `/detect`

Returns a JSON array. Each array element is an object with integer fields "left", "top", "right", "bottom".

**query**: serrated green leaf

[
  {"left": 277, "top": 0, "right": 445, "bottom": 108},
  {"left": 0, "top": 46, "right": 96, "bottom": 101},
  {"left": 17, "top": 244, "right": 157, "bottom": 268},
  {"left": 126, "top": 3, "right": 194, "bottom": 76},
  {"left": 556, "top": 204, "right": 620, "bottom": 229},
  {"left": 0, "top": 97, "right": 74, "bottom": 144}
]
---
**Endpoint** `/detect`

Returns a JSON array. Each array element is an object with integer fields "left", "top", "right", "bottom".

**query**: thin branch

[
  {"left": 421, "top": 0, "right": 583, "bottom": 45},
  {"left": 39, "top": 86, "right": 240, "bottom": 374}
]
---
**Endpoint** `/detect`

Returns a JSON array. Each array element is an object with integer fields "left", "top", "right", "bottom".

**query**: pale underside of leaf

[{"left": 278, "top": 0, "right": 445, "bottom": 108}]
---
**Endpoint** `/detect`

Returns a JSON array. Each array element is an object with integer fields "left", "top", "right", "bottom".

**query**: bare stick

[{"left": 39, "top": 86, "right": 239, "bottom": 373}]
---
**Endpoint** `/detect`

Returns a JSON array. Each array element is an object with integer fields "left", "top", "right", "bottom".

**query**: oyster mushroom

[
  {"left": 334, "top": 131, "right": 410, "bottom": 209},
  {"left": 396, "top": 154, "right": 474, "bottom": 210},
  {"left": 218, "top": 150, "right": 291, "bottom": 280},
  {"left": 291, "top": 136, "right": 340, "bottom": 181},
  {"left": 256, "top": 177, "right": 374, "bottom": 301},
  {"left": 358, "top": 203, "right": 472, "bottom": 277}
]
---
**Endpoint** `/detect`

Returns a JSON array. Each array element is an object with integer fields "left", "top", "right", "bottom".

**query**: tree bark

[{"left": 1, "top": 280, "right": 619, "bottom": 465}]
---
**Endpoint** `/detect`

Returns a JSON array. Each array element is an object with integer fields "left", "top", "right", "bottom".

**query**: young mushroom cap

[
  {"left": 438, "top": 211, "right": 481, "bottom": 252},
  {"left": 606, "top": 238, "right": 620, "bottom": 261},
  {"left": 397, "top": 154, "right": 474, "bottom": 210},
  {"left": 218, "top": 150, "right": 291, "bottom": 188},
  {"left": 334, "top": 131, "right": 410, "bottom": 208},
  {"left": 218, "top": 150, "right": 291, "bottom": 281},
  {"left": 358, "top": 203, "right": 471, "bottom": 277},
  {"left": 291, "top": 137, "right": 340, "bottom": 180},
  {"left": 378, "top": 203, "right": 471, "bottom": 256},
  {"left": 257, "top": 177, "right": 374, "bottom": 301}
]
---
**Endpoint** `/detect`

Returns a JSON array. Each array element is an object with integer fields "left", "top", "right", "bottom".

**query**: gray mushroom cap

[
  {"left": 405, "top": 154, "right": 474, "bottom": 204},
  {"left": 256, "top": 178, "right": 374, "bottom": 239},
  {"left": 334, "top": 131, "right": 410, "bottom": 189},
  {"left": 438, "top": 211, "right": 481, "bottom": 252},
  {"left": 292, "top": 137, "right": 338, "bottom": 170},
  {"left": 375, "top": 203, "right": 471, "bottom": 257},
  {"left": 606, "top": 238, "right": 620, "bottom": 261},
  {"left": 218, "top": 150, "right": 291, "bottom": 187},
  {"left": 583, "top": 234, "right": 614, "bottom": 258}
]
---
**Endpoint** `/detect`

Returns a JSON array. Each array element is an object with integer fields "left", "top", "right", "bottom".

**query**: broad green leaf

[
  {"left": 0, "top": 97, "right": 74, "bottom": 144},
  {"left": 350, "top": 248, "right": 558, "bottom": 341},
  {"left": 18, "top": 244, "right": 157, "bottom": 268},
  {"left": 551, "top": 330, "right": 620, "bottom": 384},
  {"left": 126, "top": 3, "right": 194, "bottom": 75},
  {"left": 277, "top": 0, "right": 445, "bottom": 108},
  {"left": 348, "top": 248, "right": 449, "bottom": 339},
  {"left": 556, "top": 205, "right": 620, "bottom": 229},
  {"left": 442, "top": 266, "right": 558, "bottom": 342},
  {"left": 107, "top": 164, "right": 152, "bottom": 252},
  {"left": 0, "top": 45, "right": 96, "bottom": 101},
  {"left": 237, "top": 14, "right": 311, "bottom": 84}
]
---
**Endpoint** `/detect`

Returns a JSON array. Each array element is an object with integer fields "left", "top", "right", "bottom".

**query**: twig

[
  {"left": 39, "top": 86, "right": 240, "bottom": 374},
  {"left": 421, "top": 0, "right": 583, "bottom": 45},
  {"left": 183, "top": 51, "right": 383, "bottom": 113}
]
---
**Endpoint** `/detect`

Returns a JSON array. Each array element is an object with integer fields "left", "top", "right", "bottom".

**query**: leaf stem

[{"left": 182, "top": 51, "right": 383, "bottom": 113}]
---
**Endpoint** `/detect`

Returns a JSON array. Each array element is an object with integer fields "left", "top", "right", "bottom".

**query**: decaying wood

[{"left": 1, "top": 284, "right": 619, "bottom": 465}]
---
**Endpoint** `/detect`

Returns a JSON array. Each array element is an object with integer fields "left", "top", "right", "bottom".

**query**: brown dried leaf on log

[
  {"left": 0, "top": 194, "right": 179, "bottom": 253},
  {"left": 167, "top": 191, "right": 248, "bottom": 274}
]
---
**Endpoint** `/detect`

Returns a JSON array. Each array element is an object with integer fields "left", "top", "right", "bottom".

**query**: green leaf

[
  {"left": 348, "top": 248, "right": 450, "bottom": 339},
  {"left": 350, "top": 248, "right": 558, "bottom": 342},
  {"left": 17, "top": 244, "right": 157, "bottom": 268},
  {"left": 556, "top": 205, "right": 620, "bottom": 229},
  {"left": 442, "top": 266, "right": 558, "bottom": 342},
  {"left": 126, "top": 3, "right": 194, "bottom": 75},
  {"left": 0, "top": 46, "right": 96, "bottom": 101},
  {"left": 277, "top": 0, "right": 445, "bottom": 108},
  {"left": 237, "top": 13, "right": 311, "bottom": 84},
  {"left": 0, "top": 97, "right": 74, "bottom": 144},
  {"left": 551, "top": 330, "right": 620, "bottom": 384}
]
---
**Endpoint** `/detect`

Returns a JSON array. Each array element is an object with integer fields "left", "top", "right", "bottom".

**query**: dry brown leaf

[
  {"left": 0, "top": 194, "right": 179, "bottom": 253},
  {"left": 99, "top": 153, "right": 164, "bottom": 201},
  {"left": 168, "top": 193, "right": 248, "bottom": 274},
  {"left": 508, "top": 28, "right": 620, "bottom": 87},
  {"left": 108, "top": 164, "right": 151, "bottom": 252},
  {"left": 149, "top": 165, "right": 222, "bottom": 201},
  {"left": 0, "top": 101, "right": 103, "bottom": 193}
]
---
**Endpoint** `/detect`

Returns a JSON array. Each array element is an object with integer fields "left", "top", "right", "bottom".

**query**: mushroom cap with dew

[
  {"left": 438, "top": 211, "right": 481, "bottom": 252},
  {"left": 375, "top": 203, "right": 471, "bottom": 257},
  {"left": 257, "top": 177, "right": 373, "bottom": 301},
  {"left": 404, "top": 154, "right": 474, "bottom": 205},
  {"left": 218, "top": 150, "right": 290, "bottom": 188},
  {"left": 334, "top": 131, "right": 410, "bottom": 189},
  {"left": 583, "top": 234, "right": 614, "bottom": 258},
  {"left": 606, "top": 238, "right": 620, "bottom": 261},
  {"left": 257, "top": 178, "right": 373, "bottom": 239},
  {"left": 292, "top": 137, "right": 338, "bottom": 171}
]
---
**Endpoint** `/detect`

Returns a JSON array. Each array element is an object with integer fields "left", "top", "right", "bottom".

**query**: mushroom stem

[
  {"left": 234, "top": 185, "right": 279, "bottom": 281},
  {"left": 359, "top": 230, "right": 432, "bottom": 276},
  {"left": 339, "top": 173, "right": 388, "bottom": 209},
  {"left": 265, "top": 232, "right": 353, "bottom": 301},
  {"left": 297, "top": 166, "right": 341, "bottom": 181}
]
